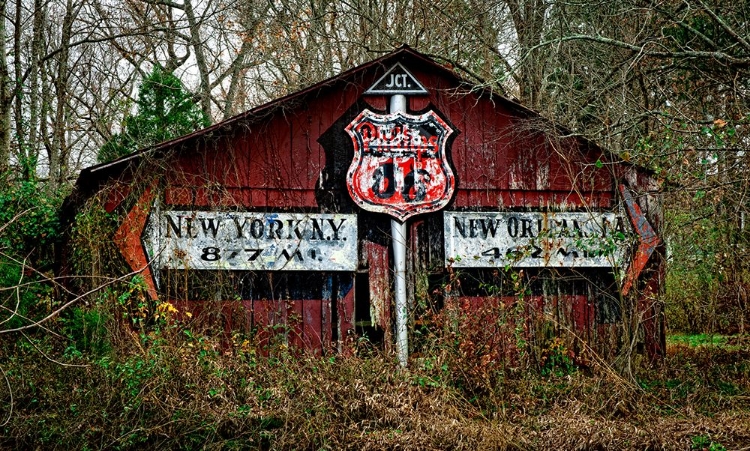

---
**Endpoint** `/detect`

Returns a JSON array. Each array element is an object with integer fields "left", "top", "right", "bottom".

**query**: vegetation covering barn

[
  {"left": 0, "top": 1, "right": 747, "bottom": 446},
  {"left": 63, "top": 47, "right": 664, "bottom": 363}
]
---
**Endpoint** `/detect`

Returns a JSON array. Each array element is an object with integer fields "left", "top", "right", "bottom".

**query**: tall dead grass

[{"left": 1, "top": 317, "right": 748, "bottom": 450}]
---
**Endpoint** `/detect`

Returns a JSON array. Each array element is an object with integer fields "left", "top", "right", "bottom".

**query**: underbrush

[{"left": 1, "top": 310, "right": 748, "bottom": 450}]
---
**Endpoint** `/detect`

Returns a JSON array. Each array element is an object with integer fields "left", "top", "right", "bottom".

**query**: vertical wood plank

[
  {"left": 287, "top": 299, "right": 305, "bottom": 351},
  {"left": 302, "top": 299, "right": 322, "bottom": 355},
  {"left": 366, "top": 240, "right": 391, "bottom": 350},
  {"left": 252, "top": 300, "right": 272, "bottom": 352},
  {"left": 336, "top": 274, "right": 355, "bottom": 355},
  {"left": 321, "top": 275, "right": 332, "bottom": 353}
]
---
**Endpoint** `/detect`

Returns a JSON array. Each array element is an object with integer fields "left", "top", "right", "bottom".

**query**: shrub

[{"left": 0, "top": 177, "right": 63, "bottom": 331}]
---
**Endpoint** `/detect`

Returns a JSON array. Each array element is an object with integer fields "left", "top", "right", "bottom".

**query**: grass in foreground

[{"left": 0, "top": 327, "right": 748, "bottom": 450}]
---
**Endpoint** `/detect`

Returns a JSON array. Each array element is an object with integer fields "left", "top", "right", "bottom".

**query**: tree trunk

[
  {"left": 49, "top": 0, "right": 75, "bottom": 189},
  {"left": 0, "top": 0, "right": 11, "bottom": 175},
  {"left": 183, "top": 0, "right": 213, "bottom": 122}
]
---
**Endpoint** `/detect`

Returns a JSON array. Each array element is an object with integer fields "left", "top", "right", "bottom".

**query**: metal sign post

[
  {"left": 389, "top": 94, "right": 409, "bottom": 367},
  {"left": 347, "top": 64, "right": 455, "bottom": 367}
]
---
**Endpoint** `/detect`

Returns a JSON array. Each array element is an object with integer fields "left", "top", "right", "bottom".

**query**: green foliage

[
  {"left": 665, "top": 196, "right": 750, "bottom": 333},
  {"left": 114, "top": 275, "right": 152, "bottom": 329},
  {"left": 540, "top": 338, "right": 577, "bottom": 378},
  {"left": 97, "top": 67, "right": 209, "bottom": 163},
  {"left": 0, "top": 178, "right": 61, "bottom": 264},
  {"left": 663, "top": 14, "right": 732, "bottom": 50},
  {"left": 60, "top": 306, "right": 111, "bottom": 357},
  {"left": 691, "top": 434, "right": 726, "bottom": 451},
  {"left": 0, "top": 177, "right": 62, "bottom": 330},
  {"left": 659, "top": 116, "right": 750, "bottom": 334},
  {"left": 668, "top": 334, "right": 729, "bottom": 348},
  {"left": 0, "top": 261, "right": 52, "bottom": 330},
  {"left": 69, "top": 200, "right": 118, "bottom": 280}
]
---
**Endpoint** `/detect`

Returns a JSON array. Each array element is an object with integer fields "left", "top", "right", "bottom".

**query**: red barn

[{"left": 63, "top": 46, "right": 664, "bottom": 361}]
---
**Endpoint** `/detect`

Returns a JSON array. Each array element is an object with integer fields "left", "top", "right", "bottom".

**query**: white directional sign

[
  {"left": 142, "top": 209, "right": 358, "bottom": 272},
  {"left": 444, "top": 211, "right": 632, "bottom": 268}
]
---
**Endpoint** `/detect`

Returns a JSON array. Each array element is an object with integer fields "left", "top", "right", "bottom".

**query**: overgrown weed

[{"left": 2, "top": 299, "right": 747, "bottom": 450}]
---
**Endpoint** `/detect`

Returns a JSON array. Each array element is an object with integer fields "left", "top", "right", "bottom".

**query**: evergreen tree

[{"left": 97, "top": 67, "right": 209, "bottom": 163}]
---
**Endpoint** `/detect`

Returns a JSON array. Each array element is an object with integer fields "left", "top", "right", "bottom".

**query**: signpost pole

[
  {"left": 390, "top": 94, "right": 409, "bottom": 367},
  {"left": 352, "top": 66, "right": 449, "bottom": 368}
]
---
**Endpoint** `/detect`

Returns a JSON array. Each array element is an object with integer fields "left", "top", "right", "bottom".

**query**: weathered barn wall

[{"left": 63, "top": 46, "right": 664, "bottom": 360}]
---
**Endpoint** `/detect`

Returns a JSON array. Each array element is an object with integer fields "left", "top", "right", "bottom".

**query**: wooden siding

[{"left": 67, "top": 47, "right": 663, "bottom": 359}]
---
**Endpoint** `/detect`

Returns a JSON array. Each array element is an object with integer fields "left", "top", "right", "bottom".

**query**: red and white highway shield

[{"left": 345, "top": 109, "right": 455, "bottom": 221}]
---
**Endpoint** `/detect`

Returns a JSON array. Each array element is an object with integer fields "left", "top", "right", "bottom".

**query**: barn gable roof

[
  {"left": 77, "top": 45, "right": 634, "bottom": 189},
  {"left": 59, "top": 47, "right": 664, "bottom": 363}
]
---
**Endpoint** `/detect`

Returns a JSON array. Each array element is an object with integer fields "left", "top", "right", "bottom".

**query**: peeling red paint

[
  {"left": 619, "top": 184, "right": 660, "bottom": 296},
  {"left": 345, "top": 109, "right": 455, "bottom": 221},
  {"left": 112, "top": 186, "right": 158, "bottom": 300},
  {"left": 365, "top": 240, "right": 391, "bottom": 349},
  {"left": 336, "top": 276, "right": 356, "bottom": 355}
]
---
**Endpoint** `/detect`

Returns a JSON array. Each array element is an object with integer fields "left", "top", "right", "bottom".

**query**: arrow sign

[
  {"left": 113, "top": 186, "right": 159, "bottom": 300},
  {"left": 364, "top": 63, "right": 428, "bottom": 95},
  {"left": 619, "top": 184, "right": 660, "bottom": 296}
]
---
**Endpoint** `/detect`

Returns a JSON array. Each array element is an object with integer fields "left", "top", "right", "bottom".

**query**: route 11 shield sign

[{"left": 345, "top": 109, "right": 455, "bottom": 221}]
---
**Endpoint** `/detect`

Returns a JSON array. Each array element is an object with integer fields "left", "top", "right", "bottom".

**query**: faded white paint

[
  {"left": 143, "top": 209, "right": 358, "bottom": 272},
  {"left": 444, "top": 211, "right": 632, "bottom": 268}
]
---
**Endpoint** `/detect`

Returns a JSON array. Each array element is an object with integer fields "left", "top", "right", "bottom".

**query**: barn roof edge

[{"left": 75, "top": 45, "right": 654, "bottom": 188}]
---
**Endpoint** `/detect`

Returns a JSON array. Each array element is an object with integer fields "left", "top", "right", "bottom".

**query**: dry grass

[{"left": 0, "top": 320, "right": 748, "bottom": 450}]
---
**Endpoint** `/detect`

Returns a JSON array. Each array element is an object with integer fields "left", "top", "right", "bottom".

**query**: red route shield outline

[{"left": 345, "top": 109, "right": 455, "bottom": 221}]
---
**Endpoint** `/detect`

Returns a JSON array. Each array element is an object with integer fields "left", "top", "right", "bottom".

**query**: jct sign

[{"left": 345, "top": 110, "right": 455, "bottom": 221}]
